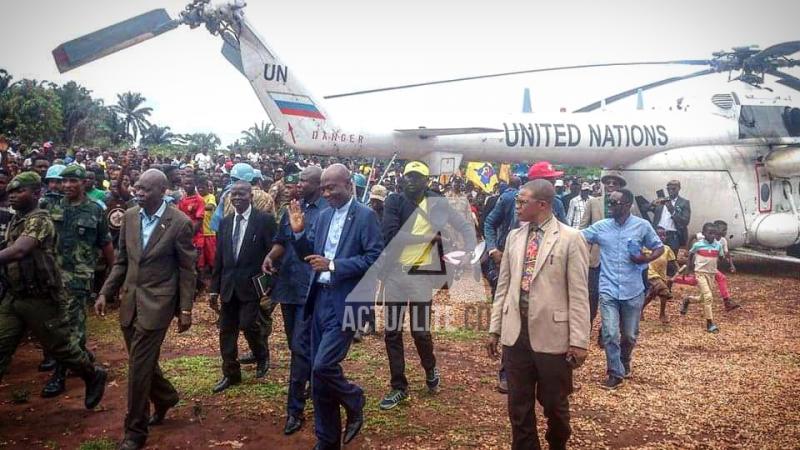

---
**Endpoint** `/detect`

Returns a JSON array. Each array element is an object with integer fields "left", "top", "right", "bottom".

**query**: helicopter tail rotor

[{"left": 52, "top": 9, "right": 181, "bottom": 73}]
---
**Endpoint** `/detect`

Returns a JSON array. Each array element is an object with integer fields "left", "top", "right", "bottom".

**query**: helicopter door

[{"left": 755, "top": 163, "right": 773, "bottom": 213}]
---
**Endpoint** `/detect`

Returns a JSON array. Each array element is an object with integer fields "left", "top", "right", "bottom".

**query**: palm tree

[
  {"left": 177, "top": 132, "right": 221, "bottom": 151},
  {"left": 141, "top": 124, "right": 176, "bottom": 146},
  {"left": 240, "top": 121, "right": 283, "bottom": 150},
  {"left": 111, "top": 91, "right": 152, "bottom": 141}
]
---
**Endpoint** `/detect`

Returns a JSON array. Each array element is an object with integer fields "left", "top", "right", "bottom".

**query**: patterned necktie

[
  {"left": 520, "top": 227, "right": 541, "bottom": 292},
  {"left": 233, "top": 214, "right": 243, "bottom": 261}
]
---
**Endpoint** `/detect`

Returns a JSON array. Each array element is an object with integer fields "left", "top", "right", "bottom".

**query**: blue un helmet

[
  {"left": 352, "top": 173, "right": 367, "bottom": 189},
  {"left": 45, "top": 164, "right": 66, "bottom": 180},
  {"left": 230, "top": 163, "right": 255, "bottom": 182}
]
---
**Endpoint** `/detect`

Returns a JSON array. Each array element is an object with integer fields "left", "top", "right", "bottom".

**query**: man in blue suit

[{"left": 289, "top": 164, "right": 384, "bottom": 449}]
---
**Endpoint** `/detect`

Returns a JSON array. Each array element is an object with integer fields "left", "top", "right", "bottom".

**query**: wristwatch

[{"left": 328, "top": 260, "right": 335, "bottom": 272}]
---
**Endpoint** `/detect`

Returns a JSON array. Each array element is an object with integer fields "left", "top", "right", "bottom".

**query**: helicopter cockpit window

[{"left": 739, "top": 105, "right": 800, "bottom": 138}]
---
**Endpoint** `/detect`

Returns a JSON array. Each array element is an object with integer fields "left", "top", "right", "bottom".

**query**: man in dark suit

[
  {"left": 96, "top": 169, "right": 197, "bottom": 450},
  {"left": 95, "top": 169, "right": 197, "bottom": 450},
  {"left": 649, "top": 180, "right": 691, "bottom": 253},
  {"left": 289, "top": 164, "right": 383, "bottom": 450},
  {"left": 210, "top": 181, "right": 277, "bottom": 392},
  {"left": 379, "top": 161, "right": 476, "bottom": 410}
]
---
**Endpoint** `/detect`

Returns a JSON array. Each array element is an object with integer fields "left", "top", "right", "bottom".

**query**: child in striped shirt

[{"left": 682, "top": 223, "right": 724, "bottom": 333}]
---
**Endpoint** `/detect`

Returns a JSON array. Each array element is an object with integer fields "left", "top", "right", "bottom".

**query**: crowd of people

[{"left": 0, "top": 135, "right": 741, "bottom": 450}]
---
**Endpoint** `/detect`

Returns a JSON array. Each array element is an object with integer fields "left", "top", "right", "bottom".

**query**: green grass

[
  {"left": 78, "top": 437, "right": 115, "bottom": 450},
  {"left": 161, "top": 355, "right": 286, "bottom": 400},
  {"left": 85, "top": 314, "right": 123, "bottom": 345},
  {"left": 436, "top": 327, "right": 483, "bottom": 342}
]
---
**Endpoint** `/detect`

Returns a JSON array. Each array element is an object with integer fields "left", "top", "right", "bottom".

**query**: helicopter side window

[{"left": 738, "top": 105, "right": 797, "bottom": 139}]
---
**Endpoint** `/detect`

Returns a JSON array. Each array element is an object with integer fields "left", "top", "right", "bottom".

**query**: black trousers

[
  {"left": 219, "top": 293, "right": 267, "bottom": 378},
  {"left": 504, "top": 320, "right": 572, "bottom": 450},
  {"left": 588, "top": 266, "right": 601, "bottom": 324},
  {"left": 383, "top": 272, "right": 436, "bottom": 391},
  {"left": 122, "top": 324, "right": 178, "bottom": 445}
]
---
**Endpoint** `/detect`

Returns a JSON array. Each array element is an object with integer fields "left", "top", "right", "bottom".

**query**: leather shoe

[
  {"left": 149, "top": 397, "right": 180, "bottom": 426},
  {"left": 38, "top": 357, "right": 57, "bottom": 372},
  {"left": 212, "top": 376, "right": 240, "bottom": 393},
  {"left": 41, "top": 365, "right": 67, "bottom": 398},
  {"left": 117, "top": 438, "right": 143, "bottom": 450},
  {"left": 83, "top": 366, "right": 108, "bottom": 409},
  {"left": 255, "top": 361, "right": 268, "bottom": 379},
  {"left": 238, "top": 352, "right": 257, "bottom": 364},
  {"left": 283, "top": 415, "right": 304, "bottom": 435},
  {"left": 343, "top": 410, "right": 364, "bottom": 444}
]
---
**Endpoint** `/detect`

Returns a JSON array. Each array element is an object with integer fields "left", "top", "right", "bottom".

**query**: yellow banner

[
  {"left": 466, "top": 162, "right": 498, "bottom": 193},
  {"left": 498, "top": 163, "right": 511, "bottom": 183}
]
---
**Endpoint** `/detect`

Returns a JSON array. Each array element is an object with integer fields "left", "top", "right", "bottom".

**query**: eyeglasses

[
  {"left": 515, "top": 196, "right": 545, "bottom": 206},
  {"left": 608, "top": 200, "right": 631, "bottom": 207}
]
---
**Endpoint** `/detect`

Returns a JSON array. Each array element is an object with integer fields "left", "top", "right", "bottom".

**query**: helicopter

[{"left": 52, "top": 0, "right": 800, "bottom": 261}]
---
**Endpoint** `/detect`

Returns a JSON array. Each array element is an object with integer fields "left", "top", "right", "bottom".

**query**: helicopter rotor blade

[
  {"left": 573, "top": 68, "right": 717, "bottom": 113},
  {"left": 323, "top": 59, "right": 711, "bottom": 99},
  {"left": 768, "top": 68, "right": 800, "bottom": 92},
  {"left": 52, "top": 9, "right": 180, "bottom": 73},
  {"left": 747, "top": 41, "right": 800, "bottom": 65}
]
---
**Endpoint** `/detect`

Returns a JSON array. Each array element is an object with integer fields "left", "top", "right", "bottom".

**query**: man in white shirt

[
  {"left": 194, "top": 149, "right": 212, "bottom": 171},
  {"left": 566, "top": 182, "right": 592, "bottom": 228}
]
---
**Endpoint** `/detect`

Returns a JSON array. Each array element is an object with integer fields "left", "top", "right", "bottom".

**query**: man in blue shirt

[
  {"left": 262, "top": 166, "right": 327, "bottom": 436},
  {"left": 581, "top": 189, "right": 664, "bottom": 390}
]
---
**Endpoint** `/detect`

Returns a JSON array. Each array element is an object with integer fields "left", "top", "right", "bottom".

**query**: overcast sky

[{"left": 3, "top": 0, "right": 799, "bottom": 145}]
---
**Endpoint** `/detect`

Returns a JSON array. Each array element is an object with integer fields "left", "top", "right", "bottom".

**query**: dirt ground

[{"left": 0, "top": 257, "right": 798, "bottom": 449}]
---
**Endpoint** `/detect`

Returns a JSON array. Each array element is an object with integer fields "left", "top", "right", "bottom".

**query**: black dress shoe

[
  {"left": 41, "top": 365, "right": 67, "bottom": 398},
  {"left": 283, "top": 415, "right": 304, "bottom": 435},
  {"left": 83, "top": 366, "right": 108, "bottom": 409},
  {"left": 238, "top": 352, "right": 257, "bottom": 364},
  {"left": 149, "top": 397, "right": 180, "bottom": 426},
  {"left": 212, "top": 376, "right": 240, "bottom": 393},
  {"left": 38, "top": 357, "right": 57, "bottom": 372},
  {"left": 343, "top": 411, "right": 364, "bottom": 444},
  {"left": 117, "top": 438, "right": 143, "bottom": 450},
  {"left": 255, "top": 361, "right": 268, "bottom": 379}
]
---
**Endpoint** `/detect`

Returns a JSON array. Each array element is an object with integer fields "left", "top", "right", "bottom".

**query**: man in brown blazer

[
  {"left": 487, "top": 179, "right": 590, "bottom": 450},
  {"left": 95, "top": 169, "right": 197, "bottom": 450}
]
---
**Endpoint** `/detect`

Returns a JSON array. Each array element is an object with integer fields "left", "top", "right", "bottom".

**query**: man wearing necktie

[
  {"left": 210, "top": 181, "right": 277, "bottom": 393},
  {"left": 289, "top": 164, "right": 383, "bottom": 450},
  {"left": 487, "top": 180, "right": 590, "bottom": 450}
]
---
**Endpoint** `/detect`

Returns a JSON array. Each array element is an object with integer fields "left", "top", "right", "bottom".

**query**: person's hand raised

[{"left": 288, "top": 199, "right": 305, "bottom": 233}]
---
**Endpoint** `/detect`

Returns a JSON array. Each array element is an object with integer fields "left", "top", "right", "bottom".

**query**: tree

[
  {"left": 240, "top": 120, "right": 285, "bottom": 152},
  {"left": 0, "top": 69, "right": 14, "bottom": 95},
  {"left": 141, "top": 124, "right": 176, "bottom": 146},
  {"left": 110, "top": 91, "right": 152, "bottom": 141},
  {"left": 0, "top": 79, "right": 63, "bottom": 144},
  {"left": 176, "top": 132, "right": 221, "bottom": 152},
  {"left": 54, "top": 81, "right": 106, "bottom": 146}
]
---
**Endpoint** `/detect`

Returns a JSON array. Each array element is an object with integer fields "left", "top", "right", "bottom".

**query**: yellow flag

[
  {"left": 498, "top": 163, "right": 511, "bottom": 183},
  {"left": 466, "top": 162, "right": 498, "bottom": 193}
]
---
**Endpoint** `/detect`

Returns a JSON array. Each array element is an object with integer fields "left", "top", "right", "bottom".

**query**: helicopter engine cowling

[
  {"left": 749, "top": 212, "right": 800, "bottom": 248},
  {"left": 765, "top": 146, "right": 800, "bottom": 178}
]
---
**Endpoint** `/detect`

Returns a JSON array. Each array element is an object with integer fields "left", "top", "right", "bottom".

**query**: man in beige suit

[
  {"left": 487, "top": 179, "right": 590, "bottom": 450},
  {"left": 95, "top": 169, "right": 197, "bottom": 450}
]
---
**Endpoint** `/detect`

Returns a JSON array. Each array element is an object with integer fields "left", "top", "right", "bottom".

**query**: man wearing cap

[
  {"left": 0, "top": 171, "right": 108, "bottom": 408},
  {"left": 368, "top": 184, "right": 387, "bottom": 223},
  {"left": 562, "top": 179, "right": 581, "bottom": 212},
  {"left": 262, "top": 167, "right": 327, "bottom": 436},
  {"left": 39, "top": 164, "right": 116, "bottom": 397},
  {"left": 39, "top": 164, "right": 66, "bottom": 210},
  {"left": 566, "top": 182, "right": 592, "bottom": 228},
  {"left": 379, "top": 161, "right": 476, "bottom": 410},
  {"left": 527, "top": 162, "right": 567, "bottom": 224}
]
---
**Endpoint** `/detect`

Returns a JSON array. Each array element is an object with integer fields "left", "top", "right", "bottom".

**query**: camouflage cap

[
  {"left": 60, "top": 164, "right": 87, "bottom": 180},
  {"left": 284, "top": 173, "right": 300, "bottom": 185},
  {"left": 7, "top": 171, "right": 42, "bottom": 192}
]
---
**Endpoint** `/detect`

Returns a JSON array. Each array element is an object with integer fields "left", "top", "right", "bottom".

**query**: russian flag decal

[{"left": 269, "top": 92, "right": 325, "bottom": 120}]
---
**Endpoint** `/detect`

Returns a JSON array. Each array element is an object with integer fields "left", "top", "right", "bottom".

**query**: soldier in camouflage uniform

[
  {"left": 41, "top": 165, "right": 115, "bottom": 398},
  {"left": 0, "top": 171, "right": 108, "bottom": 408}
]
